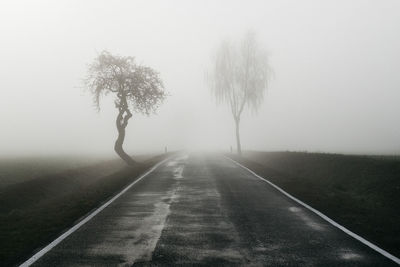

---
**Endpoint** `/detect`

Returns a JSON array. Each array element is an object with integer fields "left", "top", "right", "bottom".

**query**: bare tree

[
  {"left": 208, "top": 32, "right": 270, "bottom": 155},
  {"left": 85, "top": 51, "right": 167, "bottom": 165}
]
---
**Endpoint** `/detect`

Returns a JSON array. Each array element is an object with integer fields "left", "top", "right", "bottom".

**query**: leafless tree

[
  {"left": 208, "top": 32, "right": 270, "bottom": 155},
  {"left": 85, "top": 51, "right": 167, "bottom": 165}
]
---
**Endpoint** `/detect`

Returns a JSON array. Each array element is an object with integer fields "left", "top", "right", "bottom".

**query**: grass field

[
  {"left": 229, "top": 151, "right": 400, "bottom": 258},
  {"left": 0, "top": 154, "right": 167, "bottom": 266},
  {"left": 0, "top": 156, "right": 105, "bottom": 189}
]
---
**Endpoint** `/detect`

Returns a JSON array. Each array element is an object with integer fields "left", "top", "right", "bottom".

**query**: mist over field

[
  {"left": 1, "top": 0, "right": 400, "bottom": 156},
  {"left": 2, "top": 2, "right": 400, "bottom": 265}
]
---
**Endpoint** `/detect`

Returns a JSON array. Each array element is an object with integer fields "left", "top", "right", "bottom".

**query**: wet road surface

[{"left": 31, "top": 154, "right": 397, "bottom": 266}]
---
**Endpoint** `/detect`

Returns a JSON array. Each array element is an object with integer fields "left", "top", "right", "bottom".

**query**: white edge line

[
  {"left": 19, "top": 156, "right": 172, "bottom": 267},
  {"left": 225, "top": 156, "right": 400, "bottom": 265}
]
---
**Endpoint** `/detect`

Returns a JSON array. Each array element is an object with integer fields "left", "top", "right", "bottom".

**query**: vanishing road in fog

[{"left": 25, "top": 154, "right": 396, "bottom": 266}]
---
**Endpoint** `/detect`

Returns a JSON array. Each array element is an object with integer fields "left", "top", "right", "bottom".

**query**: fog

[{"left": 1, "top": 0, "right": 399, "bottom": 156}]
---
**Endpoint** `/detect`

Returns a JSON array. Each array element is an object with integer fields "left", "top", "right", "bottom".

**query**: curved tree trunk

[
  {"left": 235, "top": 117, "right": 242, "bottom": 155},
  {"left": 114, "top": 105, "right": 136, "bottom": 166}
]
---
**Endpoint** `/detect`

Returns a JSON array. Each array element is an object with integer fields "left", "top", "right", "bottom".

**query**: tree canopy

[
  {"left": 86, "top": 51, "right": 166, "bottom": 115},
  {"left": 211, "top": 32, "right": 270, "bottom": 119}
]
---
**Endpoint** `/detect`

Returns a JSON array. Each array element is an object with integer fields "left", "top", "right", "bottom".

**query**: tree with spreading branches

[
  {"left": 85, "top": 51, "right": 167, "bottom": 165},
  {"left": 208, "top": 32, "right": 271, "bottom": 155}
]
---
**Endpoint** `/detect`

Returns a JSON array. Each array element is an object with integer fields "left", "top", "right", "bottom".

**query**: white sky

[{"left": 0, "top": 0, "right": 399, "bottom": 156}]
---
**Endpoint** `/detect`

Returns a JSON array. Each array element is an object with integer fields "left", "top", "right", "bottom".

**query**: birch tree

[{"left": 209, "top": 32, "right": 270, "bottom": 154}]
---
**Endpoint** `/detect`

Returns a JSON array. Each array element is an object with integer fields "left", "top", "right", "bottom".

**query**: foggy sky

[{"left": 1, "top": 0, "right": 399, "bottom": 156}]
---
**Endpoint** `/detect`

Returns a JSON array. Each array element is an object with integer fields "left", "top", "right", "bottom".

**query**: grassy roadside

[
  {"left": 0, "top": 156, "right": 114, "bottom": 189},
  {"left": 228, "top": 151, "right": 400, "bottom": 258},
  {"left": 0, "top": 154, "right": 169, "bottom": 266}
]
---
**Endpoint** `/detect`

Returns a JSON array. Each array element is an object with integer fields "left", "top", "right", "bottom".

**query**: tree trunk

[
  {"left": 235, "top": 118, "right": 242, "bottom": 155},
  {"left": 114, "top": 110, "right": 136, "bottom": 166}
]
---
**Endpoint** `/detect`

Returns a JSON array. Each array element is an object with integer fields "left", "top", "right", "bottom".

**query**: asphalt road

[{"left": 30, "top": 154, "right": 397, "bottom": 266}]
